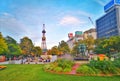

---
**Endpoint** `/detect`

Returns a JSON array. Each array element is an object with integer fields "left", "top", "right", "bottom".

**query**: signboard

[
  {"left": 75, "top": 31, "right": 83, "bottom": 35},
  {"left": 104, "top": 0, "right": 114, "bottom": 12},
  {"left": 68, "top": 33, "right": 73, "bottom": 38},
  {"left": 116, "top": 0, "right": 120, "bottom": 4},
  {"left": 104, "top": 0, "right": 120, "bottom": 12}
]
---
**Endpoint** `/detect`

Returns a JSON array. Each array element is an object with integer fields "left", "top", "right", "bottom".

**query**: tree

[
  {"left": 0, "top": 32, "right": 9, "bottom": 55},
  {"left": 47, "top": 49, "right": 52, "bottom": 55},
  {"left": 84, "top": 36, "right": 95, "bottom": 53},
  {"left": 58, "top": 40, "right": 70, "bottom": 54},
  {"left": 51, "top": 46, "right": 59, "bottom": 55},
  {"left": 20, "top": 37, "right": 34, "bottom": 55},
  {"left": 71, "top": 43, "right": 79, "bottom": 55},
  {"left": 94, "top": 36, "right": 120, "bottom": 56},
  {"left": 94, "top": 38, "right": 110, "bottom": 54},
  {"left": 32, "top": 46, "right": 42, "bottom": 56},
  {"left": 5, "top": 36, "right": 22, "bottom": 55},
  {"left": 109, "top": 36, "right": 120, "bottom": 52},
  {"left": 5, "top": 36, "right": 17, "bottom": 44},
  {"left": 71, "top": 40, "right": 85, "bottom": 56}
]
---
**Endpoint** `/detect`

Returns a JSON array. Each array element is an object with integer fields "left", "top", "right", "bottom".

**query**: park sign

[{"left": 104, "top": 0, "right": 120, "bottom": 12}]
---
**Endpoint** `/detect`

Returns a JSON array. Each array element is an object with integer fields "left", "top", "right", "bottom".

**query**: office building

[{"left": 96, "top": 0, "right": 120, "bottom": 38}]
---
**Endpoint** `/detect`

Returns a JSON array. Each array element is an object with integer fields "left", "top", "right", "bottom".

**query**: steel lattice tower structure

[{"left": 41, "top": 24, "right": 47, "bottom": 54}]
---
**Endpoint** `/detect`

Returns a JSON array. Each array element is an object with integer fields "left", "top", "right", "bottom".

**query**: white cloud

[
  {"left": 0, "top": 12, "right": 36, "bottom": 42},
  {"left": 13, "top": 7, "right": 49, "bottom": 26},
  {"left": 0, "top": 13, "right": 27, "bottom": 33},
  {"left": 94, "top": 0, "right": 107, "bottom": 6},
  {"left": 59, "top": 15, "right": 85, "bottom": 26},
  {"left": 77, "top": 10, "right": 93, "bottom": 17},
  {"left": 2, "top": 12, "right": 12, "bottom": 16}
]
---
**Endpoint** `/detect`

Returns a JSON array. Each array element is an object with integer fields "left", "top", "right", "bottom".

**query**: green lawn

[{"left": 0, "top": 64, "right": 120, "bottom": 81}]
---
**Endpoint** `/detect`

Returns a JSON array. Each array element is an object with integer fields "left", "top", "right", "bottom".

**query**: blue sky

[{"left": 0, "top": 0, "right": 110, "bottom": 49}]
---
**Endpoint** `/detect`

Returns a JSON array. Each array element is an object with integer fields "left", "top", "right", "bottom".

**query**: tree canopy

[
  {"left": 51, "top": 46, "right": 59, "bottom": 55},
  {"left": 84, "top": 36, "right": 95, "bottom": 53},
  {"left": 58, "top": 40, "right": 70, "bottom": 54},
  {"left": 20, "top": 37, "right": 34, "bottom": 55},
  {"left": 32, "top": 46, "right": 42, "bottom": 56},
  {"left": 94, "top": 36, "right": 120, "bottom": 56},
  {"left": 5, "top": 36, "right": 22, "bottom": 55},
  {"left": 0, "top": 33, "right": 9, "bottom": 54}
]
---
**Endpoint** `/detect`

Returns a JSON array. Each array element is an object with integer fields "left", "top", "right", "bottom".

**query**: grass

[{"left": 0, "top": 64, "right": 120, "bottom": 81}]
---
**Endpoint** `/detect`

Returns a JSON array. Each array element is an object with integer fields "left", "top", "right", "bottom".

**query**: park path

[{"left": 69, "top": 63, "right": 80, "bottom": 74}]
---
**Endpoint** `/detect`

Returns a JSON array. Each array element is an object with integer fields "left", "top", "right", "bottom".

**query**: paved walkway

[
  {"left": 68, "top": 61, "right": 89, "bottom": 75},
  {"left": 69, "top": 63, "right": 80, "bottom": 74}
]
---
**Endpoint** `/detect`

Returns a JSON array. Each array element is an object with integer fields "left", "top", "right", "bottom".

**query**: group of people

[
  {"left": 20, "top": 56, "right": 50, "bottom": 64},
  {"left": 8, "top": 55, "right": 51, "bottom": 64}
]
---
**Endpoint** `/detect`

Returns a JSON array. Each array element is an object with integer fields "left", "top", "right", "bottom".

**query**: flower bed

[
  {"left": 76, "top": 60, "right": 120, "bottom": 76},
  {"left": 0, "top": 65, "right": 7, "bottom": 70},
  {"left": 44, "top": 58, "right": 120, "bottom": 76},
  {"left": 43, "top": 58, "right": 74, "bottom": 73}
]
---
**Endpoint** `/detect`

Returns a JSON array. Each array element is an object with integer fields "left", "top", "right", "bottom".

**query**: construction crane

[{"left": 88, "top": 17, "right": 95, "bottom": 27}]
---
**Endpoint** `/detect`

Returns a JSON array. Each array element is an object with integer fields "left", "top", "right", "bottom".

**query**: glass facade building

[{"left": 96, "top": 1, "right": 120, "bottom": 38}]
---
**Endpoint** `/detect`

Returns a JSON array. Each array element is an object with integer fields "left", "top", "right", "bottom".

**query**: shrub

[
  {"left": 43, "top": 61, "right": 58, "bottom": 70},
  {"left": 113, "top": 58, "right": 120, "bottom": 68},
  {"left": 43, "top": 64, "right": 51, "bottom": 70},
  {"left": 53, "top": 67, "right": 63, "bottom": 72},
  {"left": 91, "top": 67, "right": 101, "bottom": 74},
  {"left": 55, "top": 59, "right": 74, "bottom": 69},
  {"left": 44, "top": 59, "right": 74, "bottom": 72},
  {"left": 63, "top": 68, "right": 71, "bottom": 72},
  {"left": 88, "top": 60, "right": 118, "bottom": 74},
  {"left": 76, "top": 65, "right": 96, "bottom": 75}
]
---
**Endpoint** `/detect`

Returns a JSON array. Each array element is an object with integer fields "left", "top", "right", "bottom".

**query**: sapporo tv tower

[{"left": 41, "top": 24, "right": 47, "bottom": 54}]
